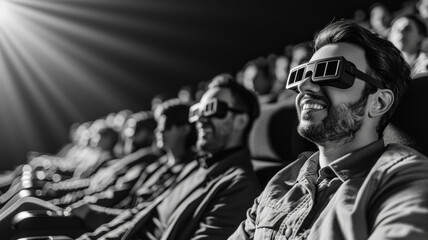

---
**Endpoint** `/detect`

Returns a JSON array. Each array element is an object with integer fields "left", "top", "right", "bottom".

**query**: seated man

[
  {"left": 230, "top": 20, "right": 428, "bottom": 240},
  {"left": 77, "top": 74, "right": 262, "bottom": 240}
]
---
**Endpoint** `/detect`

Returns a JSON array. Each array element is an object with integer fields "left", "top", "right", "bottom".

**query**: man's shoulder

[
  {"left": 211, "top": 149, "right": 261, "bottom": 189},
  {"left": 370, "top": 143, "right": 428, "bottom": 178},
  {"left": 377, "top": 143, "right": 428, "bottom": 167}
]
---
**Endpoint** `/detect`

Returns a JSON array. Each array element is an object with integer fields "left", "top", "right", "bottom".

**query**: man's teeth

[{"left": 303, "top": 103, "right": 325, "bottom": 110}]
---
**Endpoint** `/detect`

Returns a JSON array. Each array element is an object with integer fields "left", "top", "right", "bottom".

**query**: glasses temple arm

[{"left": 353, "top": 70, "right": 385, "bottom": 89}]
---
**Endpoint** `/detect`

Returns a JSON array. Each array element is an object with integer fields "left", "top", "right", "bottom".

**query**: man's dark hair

[
  {"left": 157, "top": 99, "right": 196, "bottom": 149},
  {"left": 314, "top": 20, "right": 411, "bottom": 137},
  {"left": 208, "top": 73, "right": 260, "bottom": 137},
  {"left": 97, "top": 126, "right": 120, "bottom": 151},
  {"left": 134, "top": 113, "right": 157, "bottom": 134}
]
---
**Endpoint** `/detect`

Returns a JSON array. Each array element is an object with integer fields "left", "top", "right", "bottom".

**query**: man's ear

[
  {"left": 369, "top": 89, "right": 394, "bottom": 118},
  {"left": 234, "top": 114, "right": 250, "bottom": 131}
]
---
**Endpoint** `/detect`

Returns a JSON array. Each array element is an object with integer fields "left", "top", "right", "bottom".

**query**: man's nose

[{"left": 296, "top": 72, "right": 321, "bottom": 94}]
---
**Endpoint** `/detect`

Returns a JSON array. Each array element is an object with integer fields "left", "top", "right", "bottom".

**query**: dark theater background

[{"left": 0, "top": 0, "right": 406, "bottom": 171}]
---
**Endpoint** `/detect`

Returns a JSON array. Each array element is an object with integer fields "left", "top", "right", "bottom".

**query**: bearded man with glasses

[{"left": 229, "top": 20, "right": 428, "bottom": 240}]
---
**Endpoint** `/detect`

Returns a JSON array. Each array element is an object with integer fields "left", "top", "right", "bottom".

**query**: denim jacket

[{"left": 230, "top": 141, "right": 428, "bottom": 240}]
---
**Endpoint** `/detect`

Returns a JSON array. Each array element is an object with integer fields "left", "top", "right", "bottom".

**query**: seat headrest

[
  {"left": 383, "top": 74, "right": 428, "bottom": 156},
  {"left": 249, "top": 102, "right": 316, "bottom": 165}
]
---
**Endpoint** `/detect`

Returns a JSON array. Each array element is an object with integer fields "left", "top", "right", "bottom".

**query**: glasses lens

[
  {"left": 289, "top": 71, "right": 297, "bottom": 85},
  {"left": 314, "top": 62, "right": 326, "bottom": 78},
  {"left": 296, "top": 67, "right": 305, "bottom": 82},
  {"left": 325, "top": 60, "right": 339, "bottom": 77},
  {"left": 204, "top": 101, "right": 217, "bottom": 117}
]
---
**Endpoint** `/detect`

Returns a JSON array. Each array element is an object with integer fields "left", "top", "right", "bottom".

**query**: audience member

[
  {"left": 26, "top": 121, "right": 117, "bottom": 180},
  {"left": 416, "top": 0, "right": 428, "bottom": 28},
  {"left": 230, "top": 20, "right": 428, "bottom": 240},
  {"left": 119, "top": 111, "right": 157, "bottom": 156},
  {"left": 270, "top": 54, "right": 290, "bottom": 96},
  {"left": 289, "top": 41, "right": 313, "bottom": 70},
  {"left": 177, "top": 85, "right": 196, "bottom": 104},
  {"left": 353, "top": 8, "right": 370, "bottom": 29},
  {"left": 43, "top": 113, "right": 160, "bottom": 206},
  {"left": 73, "top": 122, "right": 119, "bottom": 178},
  {"left": 415, "top": 0, "right": 428, "bottom": 52},
  {"left": 194, "top": 80, "right": 209, "bottom": 102},
  {"left": 277, "top": 42, "right": 313, "bottom": 106},
  {"left": 65, "top": 99, "right": 197, "bottom": 229},
  {"left": 388, "top": 13, "right": 428, "bottom": 76},
  {"left": 241, "top": 57, "right": 276, "bottom": 104},
  {"left": 369, "top": 3, "right": 392, "bottom": 38}
]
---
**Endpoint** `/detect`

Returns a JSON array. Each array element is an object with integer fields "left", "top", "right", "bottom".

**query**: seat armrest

[
  {"left": 12, "top": 210, "right": 86, "bottom": 231},
  {"left": 15, "top": 236, "right": 73, "bottom": 240}
]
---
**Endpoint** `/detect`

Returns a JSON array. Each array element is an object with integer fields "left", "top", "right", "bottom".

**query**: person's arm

[
  {"left": 227, "top": 196, "right": 261, "bottom": 240},
  {"left": 368, "top": 155, "right": 428, "bottom": 240}
]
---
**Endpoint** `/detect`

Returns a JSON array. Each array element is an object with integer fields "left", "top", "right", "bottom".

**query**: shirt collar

[
  {"left": 292, "top": 139, "right": 385, "bottom": 185},
  {"left": 325, "top": 139, "right": 385, "bottom": 182}
]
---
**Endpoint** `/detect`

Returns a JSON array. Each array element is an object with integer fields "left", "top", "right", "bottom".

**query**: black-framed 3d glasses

[
  {"left": 286, "top": 56, "right": 385, "bottom": 92},
  {"left": 189, "top": 98, "right": 245, "bottom": 123}
]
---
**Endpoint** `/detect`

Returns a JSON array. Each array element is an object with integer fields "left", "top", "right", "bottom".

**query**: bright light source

[
  {"left": 0, "top": 0, "right": 185, "bottom": 170},
  {"left": 0, "top": 0, "right": 12, "bottom": 23}
]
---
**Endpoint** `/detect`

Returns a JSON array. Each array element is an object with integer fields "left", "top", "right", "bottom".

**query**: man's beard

[
  {"left": 196, "top": 123, "right": 229, "bottom": 155},
  {"left": 298, "top": 95, "right": 367, "bottom": 145}
]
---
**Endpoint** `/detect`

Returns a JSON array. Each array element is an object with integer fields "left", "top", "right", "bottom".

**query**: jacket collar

[{"left": 283, "top": 139, "right": 385, "bottom": 185}]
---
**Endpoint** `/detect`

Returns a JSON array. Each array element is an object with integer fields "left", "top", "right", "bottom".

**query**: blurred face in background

[
  {"left": 242, "top": 64, "right": 272, "bottom": 95},
  {"left": 274, "top": 56, "right": 289, "bottom": 83},
  {"left": 418, "top": 0, "right": 428, "bottom": 18},
  {"left": 155, "top": 115, "right": 182, "bottom": 152},
  {"left": 290, "top": 46, "right": 312, "bottom": 70},
  {"left": 370, "top": 5, "right": 390, "bottom": 32},
  {"left": 122, "top": 118, "right": 155, "bottom": 155},
  {"left": 389, "top": 17, "right": 424, "bottom": 54}
]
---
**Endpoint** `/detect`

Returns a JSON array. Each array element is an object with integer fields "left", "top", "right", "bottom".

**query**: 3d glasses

[
  {"left": 286, "top": 56, "right": 385, "bottom": 91},
  {"left": 189, "top": 98, "right": 244, "bottom": 123}
]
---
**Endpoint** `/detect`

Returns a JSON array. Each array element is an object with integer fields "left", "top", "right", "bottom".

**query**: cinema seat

[
  {"left": 250, "top": 101, "right": 316, "bottom": 187},
  {"left": 383, "top": 73, "right": 428, "bottom": 156}
]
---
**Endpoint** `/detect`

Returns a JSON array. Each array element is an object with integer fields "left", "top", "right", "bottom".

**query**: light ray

[
  {"left": 2, "top": 16, "right": 84, "bottom": 126},
  {"left": 0, "top": 0, "right": 212, "bottom": 169}
]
